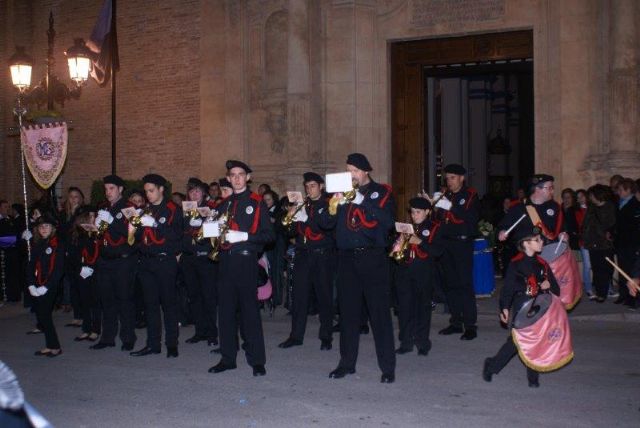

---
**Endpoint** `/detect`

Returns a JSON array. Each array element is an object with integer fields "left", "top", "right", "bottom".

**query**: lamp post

[{"left": 8, "top": 14, "right": 92, "bottom": 261}]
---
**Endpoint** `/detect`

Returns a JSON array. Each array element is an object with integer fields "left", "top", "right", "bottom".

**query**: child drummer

[
  {"left": 393, "top": 197, "right": 443, "bottom": 356},
  {"left": 483, "top": 227, "right": 560, "bottom": 387}
]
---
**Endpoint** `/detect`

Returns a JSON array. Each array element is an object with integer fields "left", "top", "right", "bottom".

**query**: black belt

[
  {"left": 224, "top": 249, "right": 256, "bottom": 257},
  {"left": 184, "top": 251, "right": 209, "bottom": 257},
  {"left": 341, "top": 247, "right": 384, "bottom": 254},
  {"left": 140, "top": 252, "right": 168, "bottom": 258},
  {"left": 297, "top": 247, "right": 333, "bottom": 254},
  {"left": 100, "top": 253, "right": 131, "bottom": 260},
  {"left": 443, "top": 235, "right": 473, "bottom": 242}
]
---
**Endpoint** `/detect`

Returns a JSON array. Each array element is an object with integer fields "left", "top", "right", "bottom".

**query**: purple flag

[{"left": 87, "top": 0, "right": 119, "bottom": 86}]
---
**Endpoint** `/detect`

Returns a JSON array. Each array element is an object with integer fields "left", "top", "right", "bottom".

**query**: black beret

[
  {"left": 34, "top": 212, "right": 58, "bottom": 227},
  {"left": 142, "top": 174, "right": 167, "bottom": 187},
  {"left": 103, "top": 174, "right": 125, "bottom": 187},
  {"left": 443, "top": 164, "right": 466, "bottom": 175},
  {"left": 218, "top": 178, "right": 232, "bottom": 188},
  {"left": 225, "top": 160, "right": 252, "bottom": 174},
  {"left": 528, "top": 174, "right": 554, "bottom": 188},
  {"left": 303, "top": 172, "right": 324, "bottom": 184},
  {"left": 346, "top": 153, "right": 372, "bottom": 172},
  {"left": 511, "top": 226, "right": 542, "bottom": 245},
  {"left": 409, "top": 197, "right": 431, "bottom": 210},
  {"left": 187, "top": 177, "right": 207, "bottom": 192}
]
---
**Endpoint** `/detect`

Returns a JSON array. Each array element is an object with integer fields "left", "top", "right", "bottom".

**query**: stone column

[{"left": 604, "top": 0, "right": 639, "bottom": 175}]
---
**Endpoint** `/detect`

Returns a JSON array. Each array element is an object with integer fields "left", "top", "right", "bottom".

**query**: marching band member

[
  {"left": 483, "top": 227, "right": 560, "bottom": 388},
  {"left": 130, "top": 174, "right": 183, "bottom": 358},
  {"left": 393, "top": 197, "right": 443, "bottom": 356},
  {"left": 435, "top": 164, "right": 480, "bottom": 340},
  {"left": 328, "top": 153, "right": 396, "bottom": 383},
  {"left": 181, "top": 177, "right": 218, "bottom": 346},
  {"left": 278, "top": 172, "right": 336, "bottom": 351},
  {"left": 28, "top": 213, "right": 65, "bottom": 357},
  {"left": 209, "top": 161, "right": 275, "bottom": 377},
  {"left": 91, "top": 175, "right": 138, "bottom": 352}
]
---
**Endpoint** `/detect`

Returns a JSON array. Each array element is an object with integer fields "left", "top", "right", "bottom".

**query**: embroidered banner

[{"left": 21, "top": 122, "right": 68, "bottom": 189}]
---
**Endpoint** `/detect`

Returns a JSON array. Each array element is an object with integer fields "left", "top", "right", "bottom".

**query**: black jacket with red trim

[
  {"left": 334, "top": 180, "right": 395, "bottom": 250},
  {"left": 499, "top": 199, "right": 565, "bottom": 246},
  {"left": 182, "top": 200, "right": 214, "bottom": 254},
  {"left": 400, "top": 219, "right": 444, "bottom": 266},
  {"left": 101, "top": 197, "right": 136, "bottom": 258},
  {"left": 436, "top": 185, "right": 479, "bottom": 239},
  {"left": 67, "top": 233, "right": 101, "bottom": 276},
  {"left": 500, "top": 252, "right": 560, "bottom": 312},
  {"left": 217, "top": 189, "right": 275, "bottom": 253},
  {"left": 135, "top": 198, "right": 184, "bottom": 256},
  {"left": 292, "top": 197, "right": 336, "bottom": 250},
  {"left": 27, "top": 235, "right": 65, "bottom": 289}
]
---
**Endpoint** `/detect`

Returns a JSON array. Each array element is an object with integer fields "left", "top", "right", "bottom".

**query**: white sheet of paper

[
  {"left": 197, "top": 207, "right": 213, "bottom": 218},
  {"left": 182, "top": 201, "right": 198, "bottom": 211},
  {"left": 121, "top": 207, "right": 138, "bottom": 219},
  {"left": 325, "top": 172, "right": 353, "bottom": 193},
  {"left": 202, "top": 221, "right": 220, "bottom": 238},
  {"left": 395, "top": 222, "right": 414, "bottom": 234},
  {"left": 287, "top": 191, "right": 304, "bottom": 204},
  {"left": 435, "top": 197, "right": 452, "bottom": 211},
  {"left": 80, "top": 223, "right": 99, "bottom": 232}
]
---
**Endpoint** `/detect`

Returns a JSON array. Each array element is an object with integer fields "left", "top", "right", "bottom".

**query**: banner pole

[{"left": 15, "top": 95, "right": 31, "bottom": 261}]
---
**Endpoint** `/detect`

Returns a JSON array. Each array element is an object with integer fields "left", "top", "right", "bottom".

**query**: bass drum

[
  {"left": 512, "top": 293, "right": 553, "bottom": 329},
  {"left": 540, "top": 241, "right": 568, "bottom": 264}
]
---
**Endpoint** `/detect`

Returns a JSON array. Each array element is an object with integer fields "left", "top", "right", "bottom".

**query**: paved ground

[{"left": 0, "top": 292, "right": 638, "bottom": 428}]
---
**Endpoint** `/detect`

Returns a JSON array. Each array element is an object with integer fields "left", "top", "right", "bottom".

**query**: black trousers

[
  {"left": 589, "top": 248, "right": 614, "bottom": 299},
  {"left": 34, "top": 287, "right": 60, "bottom": 349},
  {"left": 616, "top": 246, "right": 638, "bottom": 302},
  {"left": 77, "top": 274, "right": 102, "bottom": 335},
  {"left": 217, "top": 251, "right": 265, "bottom": 366},
  {"left": 96, "top": 256, "right": 137, "bottom": 345},
  {"left": 69, "top": 274, "right": 82, "bottom": 319},
  {"left": 138, "top": 255, "right": 179, "bottom": 350},
  {"left": 336, "top": 248, "right": 395, "bottom": 374},
  {"left": 441, "top": 240, "right": 477, "bottom": 329},
  {"left": 395, "top": 263, "right": 434, "bottom": 350},
  {"left": 180, "top": 254, "right": 218, "bottom": 340},
  {"left": 290, "top": 248, "right": 335, "bottom": 342},
  {"left": 486, "top": 336, "right": 539, "bottom": 383}
]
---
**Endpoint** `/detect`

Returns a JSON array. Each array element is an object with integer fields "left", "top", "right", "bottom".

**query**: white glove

[
  {"left": 97, "top": 210, "right": 114, "bottom": 224},
  {"left": 140, "top": 215, "right": 156, "bottom": 227},
  {"left": 80, "top": 266, "right": 94, "bottom": 279},
  {"left": 28, "top": 285, "right": 38, "bottom": 297},
  {"left": 292, "top": 206, "right": 308, "bottom": 223},
  {"left": 36, "top": 286, "right": 48, "bottom": 296},
  {"left": 352, "top": 191, "right": 365, "bottom": 205},
  {"left": 189, "top": 218, "right": 203, "bottom": 227},
  {"left": 435, "top": 196, "right": 452, "bottom": 211},
  {"left": 225, "top": 230, "right": 248, "bottom": 244},
  {"left": 21, "top": 230, "right": 33, "bottom": 241}
]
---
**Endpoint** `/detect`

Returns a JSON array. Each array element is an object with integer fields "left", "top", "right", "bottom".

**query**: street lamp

[
  {"left": 8, "top": 46, "right": 33, "bottom": 93},
  {"left": 65, "top": 38, "right": 92, "bottom": 86}
]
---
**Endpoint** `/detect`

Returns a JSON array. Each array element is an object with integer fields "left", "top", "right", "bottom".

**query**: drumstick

[
  {"left": 554, "top": 235, "right": 565, "bottom": 254},
  {"left": 504, "top": 214, "right": 527, "bottom": 236},
  {"left": 605, "top": 257, "right": 640, "bottom": 292}
]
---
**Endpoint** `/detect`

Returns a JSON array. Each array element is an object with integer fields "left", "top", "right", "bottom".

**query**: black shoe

[
  {"left": 207, "top": 337, "right": 219, "bottom": 346},
  {"left": 135, "top": 320, "right": 147, "bottom": 329},
  {"left": 210, "top": 347, "right": 221, "bottom": 354},
  {"left": 34, "top": 349, "right": 52, "bottom": 356},
  {"left": 329, "top": 367, "right": 355, "bottom": 379},
  {"left": 613, "top": 297, "right": 625, "bottom": 304},
  {"left": 252, "top": 365, "right": 266, "bottom": 376},
  {"left": 395, "top": 346, "right": 413, "bottom": 355},
  {"left": 208, "top": 361, "right": 237, "bottom": 373},
  {"left": 121, "top": 342, "right": 134, "bottom": 351},
  {"left": 528, "top": 379, "right": 540, "bottom": 388},
  {"left": 417, "top": 347, "right": 429, "bottom": 356},
  {"left": 74, "top": 334, "right": 90, "bottom": 342},
  {"left": 460, "top": 328, "right": 477, "bottom": 341},
  {"left": 90, "top": 342, "right": 115, "bottom": 350},
  {"left": 166, "top": 347, "right": 179, "bottom": 358},
  {"left": 186, "top": 335, "right": 206, "bottom": 344},
  {"left": 482, "top": 358, "right": 493, "bottom": 382},
  {"left": 278, "top": 338, "right": 303, "bottom": 349},
  {"left": 438, "top": 325, "right": 463, "bottom": 335},
  {"left": 359, "top": 325, "right": 369, "bottom": 335},
  {"left": 26, "top": 329, "right": 42, "bottom": 335},
  {"left": 320, "top": 340, "right": 332, "bottom": 351},
  {"left": 595, "top": 297, "right": 606, "bottom": 303},
  {"left": 47, "top": 350, "right": 63, "bottom": 358},
  {"left": 130, "top": 346, "right": 161, "bottom": 357},
  {"left": 332, "top": 323, "right": 341, "bottom": 333},
  {"left": 380, "top": 373, "right": 395, "bottom": 383}
]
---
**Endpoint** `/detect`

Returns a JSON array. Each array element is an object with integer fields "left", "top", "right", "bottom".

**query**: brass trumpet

[
  {"left": 208, "top": 209, "right": 232, "bottom": 261},
  {"left": 127, "top": 208, "right": 152, "bottom": 246},
  {"left": 389, "top": 232, "right": 411, "bottom": 262},
  {"left": 329, "top": 183, "right": 360, "bottom": 215},
  {"left": 281, "top": 198, "right": 309, "bottom": 227},
  {"left": 96, "top": 220, "right": 110, "bottom": 237}
]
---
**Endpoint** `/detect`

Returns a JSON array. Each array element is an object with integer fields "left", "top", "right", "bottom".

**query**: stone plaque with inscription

[{"left": 410, "top": 0, "right": 505, "bottom": 28}]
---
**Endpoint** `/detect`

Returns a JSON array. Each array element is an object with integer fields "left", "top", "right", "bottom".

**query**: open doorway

[{"left": 391, "top": 30, "right": 534, "bottom": 217}]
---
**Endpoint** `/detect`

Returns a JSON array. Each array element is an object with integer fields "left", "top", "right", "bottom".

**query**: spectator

[
  {"left": 583, "top": 184, "right": 616, "bottom": 302},
  {"left": 560, "top": 188, "right": 579, "bottom": 251},
  {"left": 208, "top": 182, "right": 221, "bottom": 201},
  {"left": 171, "top": 192, "right": 186, "bottom": 206},
  {"left": 575, "top": 189, "right": 593, "bottom": 298},
  {"left": 128, "top": 189, "right": 146, "bottom": 208},
  {"left": 258, "top": 183, "right": 272, "bottom": 196},
  {"left": 613, "top": 178, "right": 640, "bottom": 308}
]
